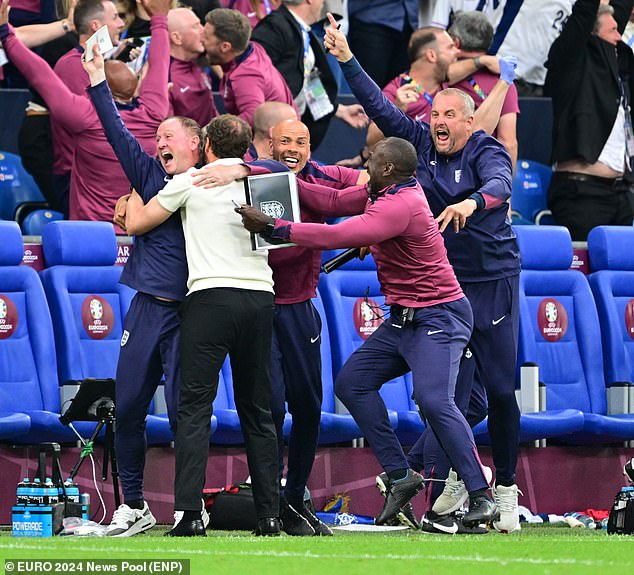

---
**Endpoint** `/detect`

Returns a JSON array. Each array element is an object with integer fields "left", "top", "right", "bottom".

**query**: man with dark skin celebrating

[{"left": 238, "top": 137, "right": 498, "bottom": 529}]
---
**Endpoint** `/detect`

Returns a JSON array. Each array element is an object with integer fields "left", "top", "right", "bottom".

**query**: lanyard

[
  {"left": 468, "top": 77, "right": 487, "bottom": 100},
  {"left": 263, "top": 0, "right": 272, "bottom": 14},
  {"left": 302, "top": 28, "right": 311, "bottom": 78}
]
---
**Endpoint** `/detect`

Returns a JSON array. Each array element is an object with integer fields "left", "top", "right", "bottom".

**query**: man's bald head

[
  {"left": 168, "top": 7, "right": 204, "bottom": 60},
  {"left": 105, "top": 60, "right": 138, "bottom": 102},
  {"left": 253, "top": 102, "right": 298, "bottom": 139},
  {"left": 270, "top": 120, "right": 311, "bottom": 173}
]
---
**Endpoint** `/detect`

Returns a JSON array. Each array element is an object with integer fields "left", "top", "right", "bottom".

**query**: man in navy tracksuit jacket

[
  {"left": 85, "top": 53, "right": 281, "bottom": 537},
  {"left": 325, "top": 18, "right": 522, "bottom": 534}
]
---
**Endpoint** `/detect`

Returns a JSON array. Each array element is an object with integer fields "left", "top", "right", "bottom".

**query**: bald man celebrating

[{"left": 168, "top": 7, "right": 217, "bottom": 126}]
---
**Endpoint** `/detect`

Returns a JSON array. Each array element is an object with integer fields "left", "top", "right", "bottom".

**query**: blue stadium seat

[
  {"left": 38, "top": 221, "right": 139, "bottom": 439},
  {"left": 0, "top": 412, "right": 31, "bottom": 440},
  {"left": 0, "top": 151, "right": 47, "bottom": 221},
  {"left": 588, "top": 226, "right": 634, "bottom": 397},
  {"left": 21, "top": 209, "right": 64, "bottom": 236},
  {"left": 211, "top": 359, "right": 245, "bottom": 445},
  {"left": 318, "top": 250, "right": 405, "bottom": 440},
  {"left": 514, "top": 225, "right": 634, "bottom": 442},
  {"left": 510, "top": 159, "right": 553, "bottom": 224},
  {"left": 0, "top": 221, "right": 97, "bottom": 443}
]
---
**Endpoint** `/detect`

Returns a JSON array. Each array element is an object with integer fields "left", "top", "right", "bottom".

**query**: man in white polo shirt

[{"left": 125, "top": 114, "right": 283, "bottom": 537}]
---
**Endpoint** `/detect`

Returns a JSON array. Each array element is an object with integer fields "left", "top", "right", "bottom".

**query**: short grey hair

[
  {"left": 593, "top": 4, "right": 615, "bottom": 34},
  {"left": 436, "top": 87, "right": 475, "bottom": 117},
  {"left": 448, "top": 11, "right": 494, "bottom": 53}
]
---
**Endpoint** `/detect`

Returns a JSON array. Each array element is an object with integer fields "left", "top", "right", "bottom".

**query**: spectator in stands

[
  {"left": 325, "top": 13, "right": 522, "bottom": 534},
  {"left": 245, "top": 101, "right": 298, "bottom": 160},
  {"left": 168, "top": 6, "right": 217, "bottom": 126},
  {"left": 238, "top": 135, "right": 499, "bottom": 530},
  {"left": 50, "top": 0, "right": 125, "bottom": 217},
  {"left": 346, "top": 0, "right": 418, "bottom": 89},
  {"left": 221, "top": 0, "right": 281, "bottom": 28},
  {"left": 363, "top": 26, "right": 506, "bottom": 159},
  {"left": 202, "top": 8, "right": 296, "bottom": 127},
  {"left": 0, "top": 0, "right": 169, "bottom": 226},
  {"left": 545, "top": 0, "right": 634, "bottom": 241},
  {"left": 449, "top": 10, "right": 519, "bottom": 170},
  {"left": 124, "top": 115, "right": 284, "bottom": 538},
  {"left": 419, "top": 0, "right": 498, "bottom": 30},
  {"left": 0, "top": 1, "right": 77, "bottom": 210},
  {"left": 251, "top": 0, "right": 368, "bottom": 151},
  {"left": 491, "top": 0, "right": 575, "bottom": 97}
]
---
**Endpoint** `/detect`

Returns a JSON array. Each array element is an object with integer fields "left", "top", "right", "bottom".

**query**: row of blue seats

[
  {"left": 0, "top": 220, "right": 374, "bottom": 447},
  {"left": 1, "top": 219, "right": 634, "bottom": 449}
]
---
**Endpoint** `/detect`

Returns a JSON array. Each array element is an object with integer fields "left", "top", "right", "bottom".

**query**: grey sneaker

[{"left": 106, "top": 501, "right": 156, "bottom": 537}]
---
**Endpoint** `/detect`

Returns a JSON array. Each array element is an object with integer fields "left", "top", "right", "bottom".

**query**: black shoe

[
  {"left": 280, "top": 503, "right": 315, "bottom": 536},
  {"left": 624, "top": 458, "right": 634, "bottom": 484},
  {"left": 376, "top": 473, "right": 420, "bottom": 530},
  {"left": 254, "top": 517, "right": 281, "bottom": 536},
  {"left": 164, "top": 519, "right": 206, "bottom": 537},
  {"left": 456, "top": 516, "right": 489, "bottom": 534},
  {"left": 462, "top": 495, "right": 499, "bottom": 528},
  {"left": 375, "top": 470, "right": 424, "bottom": 526},
  {"left": 420, "top": 511, "right": 458, "bottom": 534},
  {"left": 297, "top": 502, "right": 333, "bottom": 536}
]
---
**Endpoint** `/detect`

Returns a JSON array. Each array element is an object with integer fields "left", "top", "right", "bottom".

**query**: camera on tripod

[{"left": 93, "top": 398, "right": 115, "bottom": 422}]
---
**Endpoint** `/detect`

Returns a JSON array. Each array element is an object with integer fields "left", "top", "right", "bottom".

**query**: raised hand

[
  {"left": 140, "top": 0, "right": 171, "bottom": 18},
  {"left": 499, "top": 56, "right": 518, "bottom": 85},
  {"left": 81, "top": 44, "right": 106, "bottom": 85},
  {"left": 323, "top": 12, "right": 352, "bottom": 63},
  {"left": 1, "top": 0, "right": 10, "bottom": 27}
]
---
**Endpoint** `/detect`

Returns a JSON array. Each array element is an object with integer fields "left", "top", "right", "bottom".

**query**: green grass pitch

[{"left": 2, "top": 525, "right": 634, "bottom": 575}]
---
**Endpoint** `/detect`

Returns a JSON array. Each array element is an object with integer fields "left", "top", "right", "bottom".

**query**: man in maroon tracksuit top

[
  {"left": 238, "top": 136, "right": 499, "bottom": 529},
  {"left": 0, "top": 0, "right": 171, "bottom": 227}
]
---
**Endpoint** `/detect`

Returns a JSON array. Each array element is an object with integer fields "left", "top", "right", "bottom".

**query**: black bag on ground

[
  {"left": 204, "top": 483, "right": 258, "bottom": 531},
  {"left": 607, "top": 486, "right": 634, "bottom": 535}
]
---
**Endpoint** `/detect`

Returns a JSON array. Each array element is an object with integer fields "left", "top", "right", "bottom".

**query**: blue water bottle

[
  {"left": 31, "top": 478, "right": 44, "bottom": 506},
  {"left": 44, "top": 478, "right": 59, "bottom": 505},
  {"left": 63, "top": 479, "right": 80, "bottom": 503}
]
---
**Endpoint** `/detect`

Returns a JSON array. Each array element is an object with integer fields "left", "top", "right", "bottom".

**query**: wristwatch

[
  {"left": 61, "top": 19, "right": 71, "bottom": 33},
  {"left": 264, "top": 220, "right": 276, "bottom": 236}
]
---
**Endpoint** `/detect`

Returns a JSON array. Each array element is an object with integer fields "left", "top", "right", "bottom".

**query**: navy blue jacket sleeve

[
  {"left": 88, "top": 80, "right": 159, "bottom": 202},
  {"left": 340, "top": 57, "right": 431, "bottom": 152}
]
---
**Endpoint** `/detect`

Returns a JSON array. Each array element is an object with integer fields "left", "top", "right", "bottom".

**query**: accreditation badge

[{"left": 305, "top": 70, "right": 334, "bottom": 121}]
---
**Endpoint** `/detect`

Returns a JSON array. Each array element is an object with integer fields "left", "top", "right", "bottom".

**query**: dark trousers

[
  {"left": 335, "top": 297, "right": 488, "bottom": 493},
  {"left": 347, "top": 19, "right": 411, "bottom": 89},
  {"left": 407, "top": 276, "right": 520, "bottom": 496},
  {"left": 115, "top": 293, "right": 181, "bottom": 503},
  {"left": 548, "top": 172, "right": 634, "bottom": 241},
  {"left": 174, "top": 288, "right": 279, "bottom": 519},
  {"left": 270, "top": 300, "right": 322, "bottom": 501}
]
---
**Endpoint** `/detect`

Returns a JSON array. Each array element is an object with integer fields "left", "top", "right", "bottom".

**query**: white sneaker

[
  {"left": 172, "top": 499, "right": 210, "bottom": 529},
  {"left": 432, "top": 466, "right": 493, "bottom": 516},
  {"left": 492, "top": 484, "right": 522, "bottom": 533},
  {"left": 106, "top": 502, "right": 156, "bottom": 537}
]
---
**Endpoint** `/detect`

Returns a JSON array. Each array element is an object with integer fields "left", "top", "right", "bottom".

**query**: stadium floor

[{"left": 1, "top": 524, "right": 632, "bottom": 575}]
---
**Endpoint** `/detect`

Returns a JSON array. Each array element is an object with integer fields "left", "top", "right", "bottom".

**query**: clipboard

[{"left": 244, "top": 172, "right": 301, "bottom": 251}]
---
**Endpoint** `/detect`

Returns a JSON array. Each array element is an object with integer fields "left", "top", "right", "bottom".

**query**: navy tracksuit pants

[
  {"left": 115, "top": 292, "right": 181, "bottom": 503},
  {"left": 407, "top": 275, "right": 521, "bottom": 498},
  {"left": 270, "top": 300, "right": 323, "bottom": 502},
  {"left": 335, "top": 297, "right": 489, "bottom": 493}
]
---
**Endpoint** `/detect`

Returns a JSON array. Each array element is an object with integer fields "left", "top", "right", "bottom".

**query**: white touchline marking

[{"left": 0, "top": 542, "right": 626, "bottom": 566}]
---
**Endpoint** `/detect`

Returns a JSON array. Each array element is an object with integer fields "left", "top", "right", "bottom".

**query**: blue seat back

[
  {"left": 588, "top": 226, "right": 634, "bottom": 387},
  {"left": 515, "top": 225, "right": 607, "bottom": 414},
  {"left": 0, "top": 151, "right": 46, "bottom": 220},
  {"left": 21, "top": 209, "right": 64, "bottom": 236},
  {"left": 318, "top": 257, "right": 411, "bottom": 412},
  {"left": 511, "top": 160, "right": 552, "bottom": 221},
  {"left": 0, "top": 221, "right": 60, "bottom": 413},
  {"left": 40, "top": 222, "right": 134, "bottom": 383},
  {"left": 312, "top": 289, "right": 336, "bottom": 413}
]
